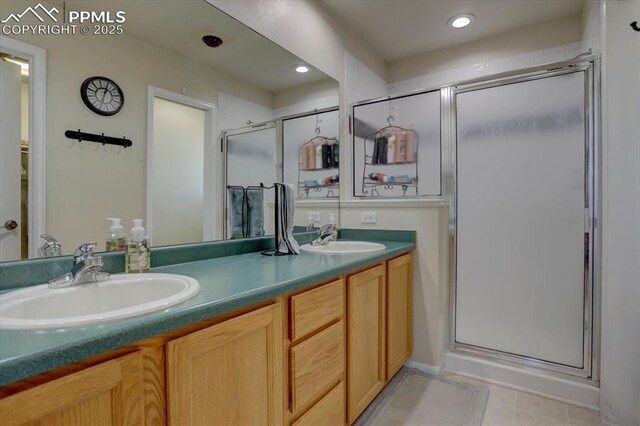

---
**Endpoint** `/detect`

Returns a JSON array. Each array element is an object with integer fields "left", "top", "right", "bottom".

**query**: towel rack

[{"left": 65, "top": 129, "right": 132, "bottom": 148}]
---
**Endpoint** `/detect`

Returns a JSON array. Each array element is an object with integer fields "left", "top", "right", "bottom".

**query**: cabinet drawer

[
  {"left": 290, "top": 279, "right": 344, "bottom": 340},
  {"left": 292, "top": 381, "right": 345, "bottom": 426},
  {"left": 291, "top": 321, "right": 344, "bottom": 412}
]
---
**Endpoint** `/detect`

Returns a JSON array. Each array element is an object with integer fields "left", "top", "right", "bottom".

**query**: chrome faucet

[
  {"left": 48, "top": 242, "right": 110, "bottom": 288},
  {"left": 311, "top": 224, "right": 338, "bottom": 246},
  {"left": 38, "top": 234, "right": 62, "bottom": 258}
]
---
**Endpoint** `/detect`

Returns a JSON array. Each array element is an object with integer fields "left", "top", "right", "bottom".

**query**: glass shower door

[
  {"left": 225, "top": 124, "right": 277, "bottom": 238},
  {"left": 454, "top": 70, "right": 591, "bottom": 371}
]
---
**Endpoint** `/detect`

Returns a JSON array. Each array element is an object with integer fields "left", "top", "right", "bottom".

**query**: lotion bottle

[
  {"left": 106, "top": 217, "right": 126, "bottom": 251},
  {"left": 328, "top": 212, "right": 338, "bottom": 239},
  {"left": 125, "top": 219, "right": 150, "bottom": 273}
]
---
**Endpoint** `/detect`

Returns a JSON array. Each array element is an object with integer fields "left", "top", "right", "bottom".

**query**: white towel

[{"left": 276, "top": 183, "right": 300, "bottom": 255}]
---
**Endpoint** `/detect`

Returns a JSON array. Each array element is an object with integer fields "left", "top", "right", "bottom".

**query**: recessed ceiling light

[
  {"left": 294, "top": 65, "right": 309, "bottom": 73},
  {"left": 202, "top": 35, "right": 223, "bottom": 48},
  {"left": 448, "top": 14, "right": 474, "bottom": 29}
]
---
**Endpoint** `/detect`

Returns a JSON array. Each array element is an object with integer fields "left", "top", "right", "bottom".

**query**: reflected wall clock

[{"left": 80, "top": 76, "right": 124, "bottom": 116}]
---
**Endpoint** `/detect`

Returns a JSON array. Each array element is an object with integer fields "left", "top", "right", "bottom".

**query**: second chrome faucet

[{"left": 48, "top": 242, "right": 110, "bottom": 288}]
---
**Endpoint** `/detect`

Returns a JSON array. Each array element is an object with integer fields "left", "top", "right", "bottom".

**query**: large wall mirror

[{"left": 0, "top": 0, "right": 339, "bottom": 261}]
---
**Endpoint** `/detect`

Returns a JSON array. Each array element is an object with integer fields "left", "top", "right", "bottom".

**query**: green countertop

[{"left": 0, "top": 235, "right": 414, "bottom": 387}]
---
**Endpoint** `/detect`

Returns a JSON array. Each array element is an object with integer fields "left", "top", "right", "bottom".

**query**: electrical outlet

[
  {"left": 309, "top": 212, "right": 321, "bottom": 222},
  {"left": 361, "top": 212, "right": 377, "bottom": 224}
]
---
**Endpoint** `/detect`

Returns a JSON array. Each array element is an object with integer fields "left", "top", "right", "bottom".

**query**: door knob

[{"left": 1, "top": 220, "right": 18, "bottom": 231}]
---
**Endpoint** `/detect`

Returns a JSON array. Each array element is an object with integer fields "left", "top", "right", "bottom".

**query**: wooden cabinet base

[
  {"left": 347, "top": 264, "right": 386, "bottom": 424},
  {"left": 0, "top": 352, "right": 144, "bottom": 426},
  {"left": 387, "top": 253, "right": 413, "bottom": 380},
  {"left": 0, "top": 251, "right": 413, "bottom": 426},
  {"left": 166, "top": 303, "right": 283, "bottom": 426}
]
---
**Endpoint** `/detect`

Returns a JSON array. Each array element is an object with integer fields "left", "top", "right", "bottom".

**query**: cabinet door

[
  {"left": 347, "top": 265, "right": 385, "bottom": 424},
  {"left": 386, "top": 253, "right": 413, "bottom": 380},
  {"left": 166, "top": 303, "right": 283, "bottom": 426},
  {"left": 0, "top": 352, "right": 144, "bottom": 426}
]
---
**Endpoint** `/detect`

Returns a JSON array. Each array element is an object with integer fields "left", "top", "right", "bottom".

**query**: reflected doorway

[
  {"left": 0, "top": 53, "right": 28, "bottom": 261},
  {"left": 147, "top": 87, "right": 216, "bottom": 246}
]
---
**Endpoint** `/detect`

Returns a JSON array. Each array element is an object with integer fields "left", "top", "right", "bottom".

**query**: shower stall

[
  {"left": 223, "top": 122, "right": 279, "bottom": 238},
  {"left": 448, "top": 59, "right": 599, "bottom": 386}
]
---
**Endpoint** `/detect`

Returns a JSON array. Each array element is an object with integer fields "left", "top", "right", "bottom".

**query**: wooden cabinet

[
  {"left": 287, "top": 279, "right": 345, "bottom": 424},
  {"left": 347, "top": 265, "right": 386, "bottom": 424},
  {"left": 346, "top": 253, "right": 414, "bottom": 424},
  {"left": 166, "top": 303, "right": 283, "bottom": 426},
  {"left": 386, "top": 253, "right": 413, "bottom": 380},
  {"left": 0, "top": 351, "right": 144, "bottom": 426}
]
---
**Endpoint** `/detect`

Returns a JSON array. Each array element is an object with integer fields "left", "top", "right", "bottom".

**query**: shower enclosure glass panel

[
  {"left": 455, "top": 71, "right": 587, "bottom": 368},
  {"left": 225, "top": 125, "right": 277, "bottom": 237}
]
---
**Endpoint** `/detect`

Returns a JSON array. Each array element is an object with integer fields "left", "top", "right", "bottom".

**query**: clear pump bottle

[
  {"left": 106, "top": 217, "right": 127, "bottom": 251},
  {"left": 125, "top": 219, "right": 151, "bottom": 273},
  {"left": 328, "top": 212, "right": 338, "bottom": 238}
]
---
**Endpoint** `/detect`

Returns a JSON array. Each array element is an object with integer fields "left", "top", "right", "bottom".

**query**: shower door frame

[
  {"left": 222, "top": 121, "right": 281, "bottom": 239},
  {"left": 447, "top": 58, "right": 600, "bottom": 382}
]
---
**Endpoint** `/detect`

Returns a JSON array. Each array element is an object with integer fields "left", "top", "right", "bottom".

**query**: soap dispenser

[
  {"left": 307, "top": 212, "right": 316, "bottom": 232},
  {"left": 328, "top": 212, "right": 338, "bottom": 239},
  {"left": 125, "top": 219, "right": 150, "bottom": 273},
  {"left": 106, "top": 218, "right": 126, "bottom": 251}
]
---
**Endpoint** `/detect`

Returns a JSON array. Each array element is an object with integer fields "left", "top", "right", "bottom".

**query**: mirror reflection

[{"left": 0, "top": 0, "right": 339, "bottom": 261}]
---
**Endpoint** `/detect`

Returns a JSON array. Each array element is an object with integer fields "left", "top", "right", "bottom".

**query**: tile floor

[{"left": 442, "top": 373, "right": 604, "bottom": 426}]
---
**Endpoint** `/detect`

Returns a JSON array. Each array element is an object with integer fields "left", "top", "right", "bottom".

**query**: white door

[
  {"left": 0, "top": 60, "right": 22, "bottom": 261},
  {"left": 455, "top": 71, "right": 589, "bottom": 369},
  {"left": 150, "top": 96, "right": 207, "bottom": 247}
]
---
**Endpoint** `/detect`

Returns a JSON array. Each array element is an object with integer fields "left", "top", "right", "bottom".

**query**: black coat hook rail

[{"left": 65, "top": 129, "right": 132, "bottom": 148}]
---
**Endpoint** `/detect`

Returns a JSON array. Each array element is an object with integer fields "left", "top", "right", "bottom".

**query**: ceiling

[
  {"left": 50, "top": 0, "right": 332, "bottom": 92},
  {"left": 318, "top": 0, "right": 586, "bottom": 63}
]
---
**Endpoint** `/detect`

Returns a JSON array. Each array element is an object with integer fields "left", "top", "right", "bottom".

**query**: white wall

[
  {"left": 582, "top": 0, "right": 604, "bottom": 54},
  {"left": 273, "top": 78, "right": 339, "bottom": 118},
  {"left": 217, "top": 91, "right": 275, "bottom": 134},
  {"left": 389, "top": 40, "right": 588, "bottom": 95},
  {"left": 599, "top": 1, "right": 640, "bottom": 424},
  {"left": 388, "top": 14, "right": 584, "bottom": 83}
]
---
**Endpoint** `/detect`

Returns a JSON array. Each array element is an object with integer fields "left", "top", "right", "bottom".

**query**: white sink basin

[
  {"left": 300, "top": 241, "right": 386, "bottom": 254},
  {"left": 0, "top": 273, "right": 200, "bottom": 330}
]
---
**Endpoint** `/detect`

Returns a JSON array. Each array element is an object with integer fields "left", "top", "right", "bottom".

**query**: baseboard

[
  {"left": 404, "top": 359, "right": 443, "bottom": 376},
  {"left": 444, "top": 352, "right": 600, "bottom": 410}
]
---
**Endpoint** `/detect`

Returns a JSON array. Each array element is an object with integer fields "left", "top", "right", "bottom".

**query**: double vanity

[{"left": 0, "top": 230, "right": 414, "bottom": 425}]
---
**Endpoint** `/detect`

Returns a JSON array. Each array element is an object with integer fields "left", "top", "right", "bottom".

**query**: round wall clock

[{"left": 80, "top": 76, "right": 124, "bottom": 116}]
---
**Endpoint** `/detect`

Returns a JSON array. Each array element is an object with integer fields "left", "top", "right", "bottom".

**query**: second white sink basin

[
  {"left": 0, "top": 273, "right": 200, "bottom": 330},
  {"left": 300, "top": 241, "right": 386, "bottom": 254}
]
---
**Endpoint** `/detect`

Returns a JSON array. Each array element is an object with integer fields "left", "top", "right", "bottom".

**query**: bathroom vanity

[{"left": 0, "top": 232, "right": 414, "bottom": 425}]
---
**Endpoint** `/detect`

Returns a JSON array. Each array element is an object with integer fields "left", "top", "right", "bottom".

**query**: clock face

[{"left": 80, "top": 77, "right": 124, "bottom": 116}]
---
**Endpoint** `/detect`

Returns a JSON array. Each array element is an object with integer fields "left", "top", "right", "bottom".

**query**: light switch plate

[
  {"left": 309, "top": 212, "right": 321, "bottom": 222},
  {"left": 361, "top": 212, "right": 377, "bottom": 224}
]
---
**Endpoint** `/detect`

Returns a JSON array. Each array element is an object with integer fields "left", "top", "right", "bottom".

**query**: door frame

[
  {"left": 0, "top": 36, "right": 46, "bottom": 258},
  {"left": 221, "top": 121, "right": 279, "bottom": 239},
  {"left": 447, "top": 58, "right": 601, "bottom": 382},
  {"left": 146, "top": 86, "right": 217, "bottom": 243}
]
